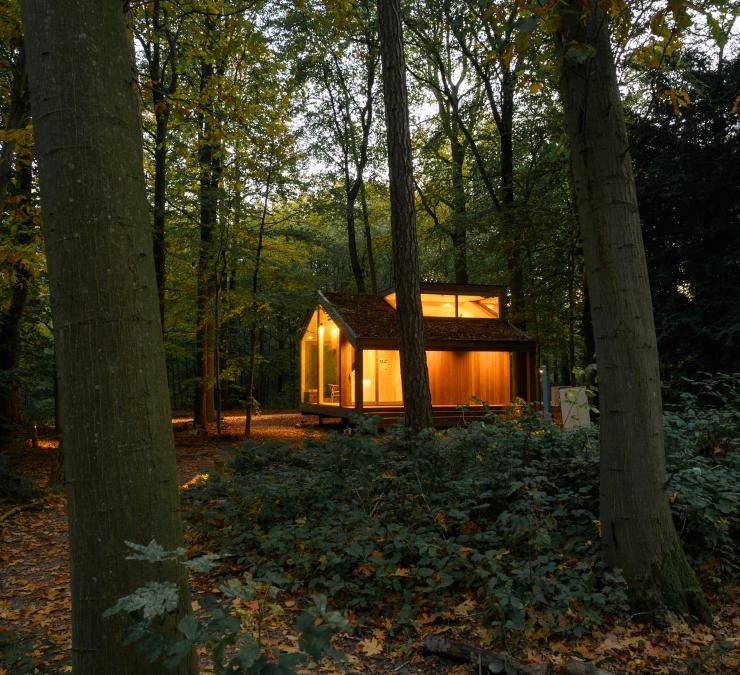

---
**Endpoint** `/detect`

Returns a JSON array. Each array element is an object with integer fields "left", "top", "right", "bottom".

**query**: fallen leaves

[{"left": 2, "top": 416, "right": 740, "bottom": 675}]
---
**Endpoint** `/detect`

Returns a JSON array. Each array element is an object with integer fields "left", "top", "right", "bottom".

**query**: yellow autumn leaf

[
  {"left": 530, "top": 81, "right": 542, "bottom": 94},
  {"left": 359, "top": 636, "right": 384, "bottom": 656}
]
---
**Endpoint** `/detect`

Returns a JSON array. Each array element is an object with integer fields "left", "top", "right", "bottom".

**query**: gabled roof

[{"left": 318, "top": 291, "right": 536, "bottom": 351}]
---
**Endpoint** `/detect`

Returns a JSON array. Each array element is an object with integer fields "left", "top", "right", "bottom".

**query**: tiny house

[{"left": 299, "top": 283, "right": 538, "bottom": 426}]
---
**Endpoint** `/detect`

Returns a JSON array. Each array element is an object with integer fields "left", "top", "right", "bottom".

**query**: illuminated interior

[
  {"left": 347, "top": 348, "right": 510, "bottom": 407},
  {"left": 350, "top": 349, "right": 403, "bottom": 406},
  {"left": 384, "top": 292, "right": 499, "bottom": 318},
  {"left": 300, "top": 307, "right": 340, "bottom": 405}
]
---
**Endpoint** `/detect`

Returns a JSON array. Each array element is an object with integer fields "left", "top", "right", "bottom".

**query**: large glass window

[
  {"left": 300, "top": 310, "right": 319, "bottom": 403},
  {"left": 355, "top": 349, "right": 403, "bottom": 406},
  {"left": 319, "top": 308, "right": 340, "bottom": 405},
  {"left": 384, "top": 292, "right": 500, "bottom": 318},
  {"left": 457, "top": 295, "right": 499, "bottom": 318},
  {"left": 300, "top": 307, "right": 340, "bottom": 406}
]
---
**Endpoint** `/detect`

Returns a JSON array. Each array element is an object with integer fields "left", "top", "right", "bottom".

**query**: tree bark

[
  {"left": 377, "top": 0, "right": 433, "bottom": 431},
  {"left": 20, "top": 2, "right": 197, "bottom": 672},
  {"left": 558, "top": 0, "right": 710, "bottom": 622},
  {"left": 244, "top": 161, "right": 272, "bottom": 436},
  {"left": 360, "top": 178, "right": 378, "bottom": 293},
  {"left": 193, "top": 52, "right": 219, "bottom": 429}
]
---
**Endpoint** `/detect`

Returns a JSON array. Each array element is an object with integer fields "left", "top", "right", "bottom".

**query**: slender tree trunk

[
  {"left": 193, "top": 56, "right": 218, "bottom": 429},
  {"left": 377, "top": 0, "right": 433, "bottom": 431},
  {"left": 360, "top": 179, "right": 378, "bottom": 293},
  {"left": 150, "top": 0, "right": 170, "bottom": 331},
  {"left": 245, "top": 162, "right": 272, "bottom": 436},
  {"left": 558, "top": 0, "right": 710, "bottom": 622},
  {"left": 449, "top": 121, "right": 468, "bottom": 284},
  {"left": 344, "top": 176, "right": 366, "bottom": 293},
  {"left": 153, "top": 111, "right": 168, "bottom": 330},
  {"left": 21, "top": 1, "right": 197, "bottom": 672}
]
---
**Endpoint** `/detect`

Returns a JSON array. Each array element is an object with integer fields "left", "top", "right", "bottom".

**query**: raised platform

[{"left": 300, "top": 402, "right": 507, "bottom": 428}]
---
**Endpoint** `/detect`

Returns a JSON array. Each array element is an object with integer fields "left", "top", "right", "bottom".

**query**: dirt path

[{"left": 0, "top": 412, "right": 321, "bottom": 672}]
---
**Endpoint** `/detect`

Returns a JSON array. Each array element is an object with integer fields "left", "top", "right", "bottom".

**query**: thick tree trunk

[
  {"left": 377, "top": 0, "right": 433, "bottom": 431},
  {"left": 21, "top": 1, "right": 197, "bottom": 672},
  {"left": 558, "top": 0, "right": 710, "bottom": 622}
]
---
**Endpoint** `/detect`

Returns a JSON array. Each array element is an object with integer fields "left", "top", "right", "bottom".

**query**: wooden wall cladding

[{"left": 426, "top": 351, "right": 510, "bottom": 406}]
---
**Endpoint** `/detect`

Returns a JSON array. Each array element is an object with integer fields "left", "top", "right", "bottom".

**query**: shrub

[
  {"left": 0, "top": 453, "right": 39, "bottom": 502},
  {"left": 184, "top": 412, "right": 627, "bottom": 640},
  {"left": 664, "top": 373, "right": 740, "bottom": 578}
]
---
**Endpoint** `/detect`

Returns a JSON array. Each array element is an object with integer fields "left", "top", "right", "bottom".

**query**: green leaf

[
  {"left": 103, "top": 581, "right": 179, "bottom": 620},
  {"left": 513, "top": 15, "right": 539, "bottom": 34},
  {"left": 124, "top": 539, "right": 185, "bottom": 563},
  {"left": 706, "top": 15, "right": 728, "bottom": 48},
  {"left": 184, "top": 553, "right": 222, "bottom": 573},
  {"left": 565, "top": 43, "right": 597, "bottom": 64},
  {"left": 178, "top": 614, "right": 200, "bottom": 641}
]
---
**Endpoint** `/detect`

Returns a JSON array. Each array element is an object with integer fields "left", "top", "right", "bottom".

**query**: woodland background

[{"left": 1, "top": 0, "right": 738, "bottom": 433}]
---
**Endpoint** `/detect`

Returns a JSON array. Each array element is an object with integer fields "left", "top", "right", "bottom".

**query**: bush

[
  {"left": 184, "top": 381, "right": 739, "bottom": 642},
  {"left": 0, "top": 453, "right": 39, "bottom": 502},
  {"left": 184, "top": 412, "right": 628, "bottom": 641},
  {"left": 664, "top": 373, "right": 740, "bottom": 578}
]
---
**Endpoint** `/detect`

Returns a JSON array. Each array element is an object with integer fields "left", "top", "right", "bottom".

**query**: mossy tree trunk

[
  {"left": 558, "top": 0, "right": 710, "bottom": 623},
  {"left": 21, "top": 1, "right": 198, "bottom": 671}
]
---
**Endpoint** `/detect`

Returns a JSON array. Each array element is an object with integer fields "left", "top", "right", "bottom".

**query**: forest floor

[{"left": 1, "top": 411, "right": 738, "bottom": 674}]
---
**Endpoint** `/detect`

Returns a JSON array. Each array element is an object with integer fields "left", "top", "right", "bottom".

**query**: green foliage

[
  {"left": 107, "top": 543, "right": 347, "bottom": 673},
  {"left": 0, "top": 630, "right": 51, "bottom": 674},
  {"left": 0, "top": 453, "right": 39, "bottom": 501},
  {"left": 663, "top": 373, "right": 740, "bottom": 578},
  {"left": 184, "top": 412, "right": 629, "bottom": 642}
]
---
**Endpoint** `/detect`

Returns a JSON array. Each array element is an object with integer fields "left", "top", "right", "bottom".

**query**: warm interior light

[
  {"left": 363, "top": 379, "right": 371, "bottom": 385},
  {"left": 443, "top": 303, "right": 452, "bottom": 308},
  {"left": 330, "top": 326, "right": 338, "bottom": 336},
  {"left": 318, "top": 324, "right": 325, "bottom": 335}
]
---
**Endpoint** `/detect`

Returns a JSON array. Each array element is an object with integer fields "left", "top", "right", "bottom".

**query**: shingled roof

[{"left": 319, "top": 291, "right": 535, "bottom": 350}]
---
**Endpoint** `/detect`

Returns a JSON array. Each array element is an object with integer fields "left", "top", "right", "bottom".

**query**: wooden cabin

[{"left": 299, "top": 283, "right": 538, "bottom": 426}]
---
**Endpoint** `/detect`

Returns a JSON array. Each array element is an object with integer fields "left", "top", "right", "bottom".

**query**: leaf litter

[{"left": 1, "top": 411, "right": 738, "bottom": 673}]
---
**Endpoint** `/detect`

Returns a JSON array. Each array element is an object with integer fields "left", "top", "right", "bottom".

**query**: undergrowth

[
  {"left": 185, "top": 409, "right": 623, "bottom": 642},
  {"left": 183, "top": 374, "right": 738, "bottom": 645},
  {"left": 0, "top": 453, "right": 39, "bottom": 502}
]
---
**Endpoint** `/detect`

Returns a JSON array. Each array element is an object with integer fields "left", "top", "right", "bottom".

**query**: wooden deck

[{"left": 300, "top": 402, "right": 507, "bottom": 428}]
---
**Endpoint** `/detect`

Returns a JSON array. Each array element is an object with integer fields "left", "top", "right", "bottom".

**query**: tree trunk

[
  {"left": 0, "top": 44, "right": 32, "bottom": 441},
  {"left": 377, "top": 0, "right": 433, "bottom": 431},
  {"left": 449, "top": 119, "right": 468, "bottom": 284},
  {"left": 360, "top": 178, "right": 378, "bottom": 294},
  {"left": 21, "top": 1, "right": 197, "bottom": 672},
  {"left": 344, "top": 179, "right": 366, "bottom": 293},
  {"left": 153, "top": 111, "right": 168, "bottom": 330},
  {"left": 245, "top": 161, "right": 272, "bottom": 436},
  {"left": 558, "top": 0, "right": 710, "bottom": 623},
  {"left": 193, "top": 55, "right": 218, "bottom": 429}
]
